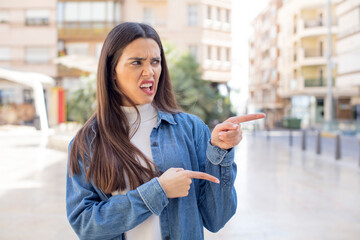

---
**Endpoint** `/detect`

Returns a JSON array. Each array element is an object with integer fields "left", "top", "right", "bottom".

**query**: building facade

[
  {"left": 0, "top": 0, "right": 57, "bottom": 125},
  {"left": 336, "top": 0, "right": 360, "bottom": 121},
  {"left": 248, "top": 0, "right": 283, "bottom": 128},
  {"left": 276, "top": 0, "right": 351, "bottom": 128},
  {"left": 0, "top": 0, "right": 233, "bottom": 127},
  {"left": 57, "top": 0, "right": 232, "bottom": 84}
]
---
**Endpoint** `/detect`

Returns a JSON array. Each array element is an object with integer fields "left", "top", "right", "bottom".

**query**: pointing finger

[
  {"left": 226, "top": 113, "right": 266, "bottom": 124},
  {"left": 185, "top": 171, "right": 220, "bottom": 183}
]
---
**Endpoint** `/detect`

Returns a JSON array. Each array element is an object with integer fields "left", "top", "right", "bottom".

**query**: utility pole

[{"left": 327, "top": 0, "right": 333, "bottom": 131}]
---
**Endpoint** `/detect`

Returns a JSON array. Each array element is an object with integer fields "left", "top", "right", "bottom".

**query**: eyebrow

[{"left": 127, "top": 57, "right": 161, "bottom": 61}]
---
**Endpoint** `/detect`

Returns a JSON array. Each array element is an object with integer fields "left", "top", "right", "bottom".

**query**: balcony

[
  {"left": 298, "top": 48, "right": 326, "bottom": 66},
  {"left": 304, "top": 48, "right": 323, "bottom": 58},
  {"left": 58, "top": 21, "right": 116, "bottom": 40},
  {"left": 304, "top": 78, "right": 335, "bottom": 87},
  {"left": 304, "top": 19, "right": 324, "bottom": 28},
  {"left": 297, "top": 19, "right": 338, "bottom": 39}
]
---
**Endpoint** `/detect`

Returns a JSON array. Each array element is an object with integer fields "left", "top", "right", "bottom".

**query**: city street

[{"left": 1, "top": 127, "right": 360, "bottom": 240}]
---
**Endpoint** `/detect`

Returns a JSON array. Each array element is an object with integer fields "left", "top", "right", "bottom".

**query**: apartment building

[
  {"left": 336, "top": 0, "right": 360, "bottom": 120},
  {"left": 277, "top": 0, "right": 345, "bottom": 126},
  {"left": 248, "top": 0, "right": 283, "bottom": 128},
  {"left": 0, "top": 0, "right": 232, "bottom": 127},
  {"left": 56, "top": 0, "right": 121, "bottom": 77},
  {"left": 57, "top": 0, "right": 232, "bottom": 84},
  {"left": 0, "top": 0, "right": 57, "bottom": 125}
]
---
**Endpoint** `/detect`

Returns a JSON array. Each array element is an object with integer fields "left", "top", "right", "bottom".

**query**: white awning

[
  {"left": 53, "top": 55, "right": 98, "bottom": 73},
  {"left": 0, "top": 67, "right": 56, "bottom": 131}
]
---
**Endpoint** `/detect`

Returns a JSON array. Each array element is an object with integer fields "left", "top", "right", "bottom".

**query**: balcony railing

[
  {"left": 304, "top": 19, "right": 337, "bottom": 28},
  {"left": 304, "top": 19, "right": 323, "bottom": 28},
  {"left": 304, "top": 78, "right": 335, "bottom": 87},
  {"left": 304, "top": 48, "right": 324, "bottom": 58},
  {"left": 58, "top": 21, "right": 116, "bottom": 39}
]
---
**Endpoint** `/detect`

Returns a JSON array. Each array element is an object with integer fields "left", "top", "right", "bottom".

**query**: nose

[{"left": 142, "top": 63, "right": 154, "bottom": 77}]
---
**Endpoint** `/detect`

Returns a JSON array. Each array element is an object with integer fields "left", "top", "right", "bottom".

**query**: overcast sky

[{"left": 230, "top": 0, "right": 269, "bottom": 114}]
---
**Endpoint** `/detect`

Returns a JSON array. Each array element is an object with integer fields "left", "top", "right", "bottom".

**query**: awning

[
  {"left": 53, "top": 55, "right": 98, "bottom": 73},
  {"left": 0, "top": 67, "right": 56, "bottom": 131}
]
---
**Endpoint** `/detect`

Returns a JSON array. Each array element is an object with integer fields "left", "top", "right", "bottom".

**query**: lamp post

[{"left": 327, "top": 0, "right": 333, "bottom": 131}]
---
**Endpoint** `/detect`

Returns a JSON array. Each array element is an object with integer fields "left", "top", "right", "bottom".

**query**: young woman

[{"left": 66, "top": 22, "right": 265, "bottom": 240}]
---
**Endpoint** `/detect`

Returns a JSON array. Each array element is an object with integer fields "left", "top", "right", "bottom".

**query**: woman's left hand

[{"left": 211, "top": 113, "right": 266, "bottom": 150}]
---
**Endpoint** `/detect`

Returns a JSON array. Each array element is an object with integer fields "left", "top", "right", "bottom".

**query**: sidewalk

[
  {"left": 0, "top": 127, "right": 359, "bottom": 239},
  {"left": 206, "top": 132, "right": 360, "bottom": 240}
]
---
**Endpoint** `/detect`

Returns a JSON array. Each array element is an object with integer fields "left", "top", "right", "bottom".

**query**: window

[
  {"left": 25, "top": 48, "right": 50, "bottom": 64},
  {"left": 143, "top": 7, "right": 153, "bottom": 25},
  {"left": 225, "top": 9, "right": 230, "bottom": 23},
  {"left": 270, "top": 25, "right": 277, "bottom": 38},
  {"left": 216, "top": 8, "right": 221, "bottom": 22},
  {"left": 226, "top": 48, "right": 230, "bottom": 62},
  {"left": 217, "top": 47, "right": 221, "bottom": 61},
  {"left": 95, "top": 43, "right": 103, "bottom": 59},
  {"left": 78, "top": 2, "right": 92, "bottom": 22},
  {"left": 207, "top": 46, "right": 212, "bottom": 60},
  {"left": 64, "top": 2, "right": 78, "bottom": 21},
  {"left": 23, "top": 89, "right": 34, "bottom": 104},
  {"left": 107, "top": 1, "right": 114, "bottom": 22},
  {"left": 25, "top": 9, "right": 49, "bottom": 26},
  {"left": 0, "top": 10, "right": 9, "bottom": 23},
  {"left": 114, "top": 2, "right": 121, "bottom": 24},
  {"left": 92, "top": 2, "right": 106, "bottom": 22},
  {"left": 65, "top": 43, "right": 89, "bottom": 56},
  {"left": 188, "top": 5, "right": 198, "bottom": 26},
  {"left": 0, "top": 89, "right": 16, "bottom": 105},
  {"left": 207, "top": 6, "right": 212, "bottom": 20},
  {"left": 63, "top": 2, "right": 107, "bottom": 22},
  {"left": 0, "top": 47, "right": 10, "bottom": 61}
]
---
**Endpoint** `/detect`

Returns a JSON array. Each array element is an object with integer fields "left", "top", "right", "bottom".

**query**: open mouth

[{"left": 140, "top": 82, "right": 154, "bottom": 94}]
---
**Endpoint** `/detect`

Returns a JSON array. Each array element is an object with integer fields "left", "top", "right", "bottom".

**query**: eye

[
  {"left": 152, "top": 59, "right": 161, "bottom": 65},
  {"left": 131, "top": 61, "right": 141, "bottom": 65}
]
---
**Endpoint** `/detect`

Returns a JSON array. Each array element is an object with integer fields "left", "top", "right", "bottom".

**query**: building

[
  {"left": 0, "top": 0, "right": 58, "bottom": 126},
  {"left": 57, "top": 0, "right": 232, "bottom": 84},
  {"left": 336, "top": 0, "right": 360, "bottom": 121},
  {"left": 0, "top": 0, "right": 233, "bottom": 127},
  {"left": 248, "top": 0, "right": 283, "bottom": 128},
  {"left": 124, "top": 0, "right": 232, "bottom": 84},
  {"left": 276, "top": 0, "right": 353, "bottom": 127}
]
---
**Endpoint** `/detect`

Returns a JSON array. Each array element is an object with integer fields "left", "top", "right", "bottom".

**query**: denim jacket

[{"left": 66, "top": 111, "right": 237, "bottom": 240}]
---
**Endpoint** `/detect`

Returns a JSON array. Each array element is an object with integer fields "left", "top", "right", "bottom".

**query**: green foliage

[
  {"left": 66, "top": 73, "right": 97, "bottom": 124},
  {"left": 165, "top": 43, "right": 233, "bottom": 126}
]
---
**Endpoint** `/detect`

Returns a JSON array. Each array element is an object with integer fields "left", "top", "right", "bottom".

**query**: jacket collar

[{"left": 156, "top": 111, "right": 177, "bottom": 127}]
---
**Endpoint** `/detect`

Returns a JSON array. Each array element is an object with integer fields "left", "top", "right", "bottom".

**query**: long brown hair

[{"left": 69, "top": 22, "right": 180, "bottom": 193}]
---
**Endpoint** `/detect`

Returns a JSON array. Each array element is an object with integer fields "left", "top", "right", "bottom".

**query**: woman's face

[{"left": 115, "top": 38, "right": 162, "bottom": 106}]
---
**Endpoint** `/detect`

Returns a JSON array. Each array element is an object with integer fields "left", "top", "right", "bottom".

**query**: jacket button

[{"left": 152, "top": 142, "right": 158, "bottom": 146}]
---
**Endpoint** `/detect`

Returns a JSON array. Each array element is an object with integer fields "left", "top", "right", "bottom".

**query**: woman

[{"left": 66, "top": 22, "right": 265, "bottom": 240}]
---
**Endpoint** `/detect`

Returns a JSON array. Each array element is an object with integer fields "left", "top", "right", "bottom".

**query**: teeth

[{"left": 140, "top": 83, "right": 153, "bottom": 88}]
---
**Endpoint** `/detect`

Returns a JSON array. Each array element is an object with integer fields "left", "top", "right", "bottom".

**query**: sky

[{"left": 230, "top": 0, "right": 270, "bottom": 114}]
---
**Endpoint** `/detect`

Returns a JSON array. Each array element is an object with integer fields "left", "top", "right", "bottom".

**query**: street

[{"left": 1, "top": 127, "right": 359, "bottom": 240}]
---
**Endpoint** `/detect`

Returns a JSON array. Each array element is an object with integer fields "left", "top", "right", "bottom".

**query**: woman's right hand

[{"left": 158, "top": 168, "right": 219, "bottom": 198}]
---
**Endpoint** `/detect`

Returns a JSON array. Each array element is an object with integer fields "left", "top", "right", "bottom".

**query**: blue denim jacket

[{"left": 66, "top": 111, "right": 237, "bottom": 240}]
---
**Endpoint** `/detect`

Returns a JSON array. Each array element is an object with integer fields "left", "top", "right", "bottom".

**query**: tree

[
  {"left": 165, "top": 43, "right": 233, "bottom": 126},
  {"left": 66, "top": 73, "right": 97, "bottom": 124}
]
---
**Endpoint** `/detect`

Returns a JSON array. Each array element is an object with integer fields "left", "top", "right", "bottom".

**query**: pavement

[{"left": 0, "top": 126, "right": 359, "bottom": 240}]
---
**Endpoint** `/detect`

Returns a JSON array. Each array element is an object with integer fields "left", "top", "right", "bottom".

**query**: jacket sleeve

[
  {"left": 66, "top": 141, "right": 168, "bottom": 240},
  {"left": 196, "top": 123, "right": 237, "bottom": 233}
]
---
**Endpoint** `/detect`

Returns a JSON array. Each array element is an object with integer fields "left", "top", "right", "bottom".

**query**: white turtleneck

[{"left": 111, "top": 103, "right": 161, "bottom": 240}]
